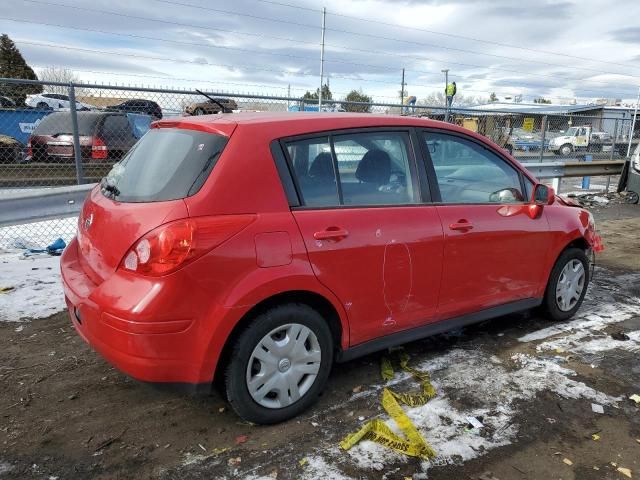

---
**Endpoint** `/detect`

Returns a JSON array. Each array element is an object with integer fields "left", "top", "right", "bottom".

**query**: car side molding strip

[{"left": 336, "top": 298, "right": 543, "bottom": 363}]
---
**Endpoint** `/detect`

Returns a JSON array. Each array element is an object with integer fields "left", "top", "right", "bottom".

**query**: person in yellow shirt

[{"left": 446, "top": 82, "right": 457, "bottom": 108}]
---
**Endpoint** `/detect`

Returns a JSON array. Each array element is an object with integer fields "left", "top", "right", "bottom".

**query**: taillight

[
  {"left": 91, "top": 137, "right": 108, "bottom": 160},
  {"left": 26, "top": 137, "right": 32, "bottom": 157},
  {"left": 120, "top": 215, "right": 256, "bottom": 276}
]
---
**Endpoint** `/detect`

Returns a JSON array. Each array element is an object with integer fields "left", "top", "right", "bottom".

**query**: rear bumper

[{"left": 60, "top": 237, "right": 228, "bottom": 388}]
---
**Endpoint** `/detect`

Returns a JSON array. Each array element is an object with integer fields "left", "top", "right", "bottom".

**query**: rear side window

[
  {"left": 34, "top": 113, "right": 100, "bottom": 136},
  {"left": 100, "top": 115, "right": 131, "bottom": 141},
  {"left": 285, "top": 137, "right": 339, "bottom": 207},
  {"left": 333, "top": 132, "right": 417, "bottom": 205},
  {"left": 101, "top": 128, "right": 228, "bottom": 203},
  {"left": 285, "top": 131, "right": 418, "bottom": 207}
]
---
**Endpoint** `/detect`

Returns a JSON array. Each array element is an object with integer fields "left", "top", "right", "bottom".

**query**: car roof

[{"left": 154, "top": 112, "right": 469, "bottom": 139}]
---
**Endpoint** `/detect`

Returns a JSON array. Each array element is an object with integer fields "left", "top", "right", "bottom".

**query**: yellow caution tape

[{"left": 340, "top": 351, "right": 437, "bottom": 460}]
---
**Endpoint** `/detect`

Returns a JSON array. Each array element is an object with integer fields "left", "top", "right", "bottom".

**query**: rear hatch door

[{"left": 77, "top": 126, "right": 231, "bottom": 283}]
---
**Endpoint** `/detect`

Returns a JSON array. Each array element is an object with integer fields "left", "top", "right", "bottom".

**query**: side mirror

[{"left": 532, "top": 184, "right": 555, "bottom": 205}]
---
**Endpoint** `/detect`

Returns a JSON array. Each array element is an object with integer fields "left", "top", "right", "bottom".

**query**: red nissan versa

[{"left": 61, "top": 113, "right": 603, "bottom": 424}]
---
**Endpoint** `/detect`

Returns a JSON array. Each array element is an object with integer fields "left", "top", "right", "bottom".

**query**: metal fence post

[
  {"left": 539, "top": 115, "right": 547, "bottom": 162},
  {"left": 605, "top": 118, "right": 619, "bottom": 193},
  {"left": 68, "top": 82, "right": 85, "bottom": 185}
]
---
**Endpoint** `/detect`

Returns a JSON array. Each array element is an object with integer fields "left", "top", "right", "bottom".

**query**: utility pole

[
  {"left": 400, "top": 68, "right": 405, "bottom": 114},
  {"left": 318, "top": 6, "right": 326, "bottom": 110},
  {"left": 441, "top": 69, "right": 449, "bottom": 122},
  {"left": 626, "top": 86, "right": 640, "bottom": 157}
]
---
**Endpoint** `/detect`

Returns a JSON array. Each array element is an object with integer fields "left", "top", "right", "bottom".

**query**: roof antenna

[{"left": 195, "top": 89, "right": 231, "bottom": 113}]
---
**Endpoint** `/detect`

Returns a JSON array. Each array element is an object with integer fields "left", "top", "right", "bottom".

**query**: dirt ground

[{"left": 1, "top": 204, "right": 639, "bottom": 480}]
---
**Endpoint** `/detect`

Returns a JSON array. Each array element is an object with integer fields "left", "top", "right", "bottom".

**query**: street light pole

[
  {"left": 626, "top": 86, "right": 640, "bottom": 158},
  {"left": 318, "top": 7, "right": 326, "bottom": 110},
  {"left": 441, "top": 69, "right": 449, "bottom": 122}
]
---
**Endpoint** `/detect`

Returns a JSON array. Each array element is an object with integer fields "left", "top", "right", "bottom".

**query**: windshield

[
  {"left": 101, "top": 128, "right": 228, "bottom": 203},
  {"left": 565, "top": 127, "right": 579, "bottom": 137}
]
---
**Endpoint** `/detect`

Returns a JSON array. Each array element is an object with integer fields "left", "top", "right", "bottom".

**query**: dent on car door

[
  {"left": 285, "top": 130, "right": 444, "bottom": 346},
  {"left": 420, "top": 130, "right": 551, "bottom": 318}
]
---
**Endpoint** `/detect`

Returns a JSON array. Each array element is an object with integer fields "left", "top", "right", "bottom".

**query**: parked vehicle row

[
  {"left": 61, "top": 112, "right": 603, "bottom": 424},
  {"left": 27, "top": 111, "right": 151, "bottom": 163}
]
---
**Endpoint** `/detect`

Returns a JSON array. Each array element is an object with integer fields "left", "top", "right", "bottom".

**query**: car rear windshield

[
  {"left": 101, "top": 128, "right": 228, "bottom": 203},
  {"left": 34, "top": 113, "right": 101, "bottom": 136}
]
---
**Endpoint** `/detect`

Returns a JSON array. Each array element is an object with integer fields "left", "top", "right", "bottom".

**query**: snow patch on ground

[
  {"left": 0, "top": 250, "right": 65, "bottom": 322},
  {"left": 301, "top": 454, "right": 353, "bottom": 480},
  {"left": 0, "top": 461, "right": 15, "bottom": 475},
  {"left": 517, "top": 298, "right": 639, "bottom": 343},
  {"left": 338, "top": 348, "right": 619, "bottom": 476}
]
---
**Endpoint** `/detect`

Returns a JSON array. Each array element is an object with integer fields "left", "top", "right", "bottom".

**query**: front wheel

[
  {"left": 542, "top": 247, "right": 589, "bottom": 321},
  {"left": 224, "top": 303, "right": 334, "bottom": 424},
  {"left": 559, "top": 144, "right": 573, "bottom": 156}
]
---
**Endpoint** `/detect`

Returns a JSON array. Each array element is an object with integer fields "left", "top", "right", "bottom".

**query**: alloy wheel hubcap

[
  {"left": 555, "top": 259, "right": 585, "bottom": 311},
  {"left": 246, "top": 323, "right": 321, "bottom": 409}
]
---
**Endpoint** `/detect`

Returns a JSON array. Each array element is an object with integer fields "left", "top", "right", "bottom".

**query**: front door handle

[
  {"left": 314, "top": 227, "right": 349, "bottom": 240},
  {"left": 449, "top": 220, "right": 473, "bottom": 231}
]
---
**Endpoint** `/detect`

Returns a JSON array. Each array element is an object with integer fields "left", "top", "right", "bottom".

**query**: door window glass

[
  {"left": 333, "top": 131, "right": 418, "bottom": 205},
  {"left": 424, "top": 132, "right": 524, "bottom": 204},
  {"left": 286, "top": 137, "right": 339, "bottom": 207}
]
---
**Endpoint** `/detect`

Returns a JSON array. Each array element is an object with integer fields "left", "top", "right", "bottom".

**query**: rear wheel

[
  {"left": 194, "top": 107, "right": 205, "bottom": 115},
  {"left": 542, "top": 247, "right": 589, "bottom": 321},
  {"left": 224, "top": 303, "right": 333, "bottom": 424}
]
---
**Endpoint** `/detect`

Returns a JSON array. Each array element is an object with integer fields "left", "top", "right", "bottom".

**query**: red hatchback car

[{"left": 61, "top": 113, "right": 602, "bottom": 424}]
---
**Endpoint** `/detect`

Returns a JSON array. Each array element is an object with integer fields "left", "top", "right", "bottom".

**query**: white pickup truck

[{"left": 548, "top": 126, "right": 613, "bottom": 156}]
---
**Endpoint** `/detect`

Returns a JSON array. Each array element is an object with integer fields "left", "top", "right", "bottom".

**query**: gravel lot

[{"left": 1, "top": 204, "right": 639, "bottom": 480}]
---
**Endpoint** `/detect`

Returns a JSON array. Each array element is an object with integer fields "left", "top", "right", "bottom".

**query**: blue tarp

[
  {"left": 0, "top": 108, "right": 52, "bottom": 144},
  {"left": 126, "top": 113, "right": 152, "bottom": 139}
]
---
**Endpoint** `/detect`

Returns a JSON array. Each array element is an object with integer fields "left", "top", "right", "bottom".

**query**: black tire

[
  {"left": 224, "top": 303, "right": 334, "bottom": 424},
  {"left": 36, "top": 102, "right": 51, "bottom": 110},
  {"left": 559, "top": 144, "right": 573, "bottom": 156},
  {"left": 194, "top": 107, "right": 205, "bottom": 116},
  {"left": 542, "top": 247, "right": 590, "bottom": 321}
]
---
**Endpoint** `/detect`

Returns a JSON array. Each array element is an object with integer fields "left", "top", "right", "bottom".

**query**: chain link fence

[{"left": 0, "top": 78, "right": 636, "bottom": 248}]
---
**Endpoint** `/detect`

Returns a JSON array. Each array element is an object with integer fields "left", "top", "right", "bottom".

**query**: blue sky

[{"left": 2, "top": 0, "right": 640, "bottom": 104}]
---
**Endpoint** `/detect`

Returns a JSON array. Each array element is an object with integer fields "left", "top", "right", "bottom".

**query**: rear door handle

[
  {"left": 449, "top": 221, "right": 473, "bottom": 231},
  {"left": 313, "top": 228, "right": 349, "bottom": 240}
]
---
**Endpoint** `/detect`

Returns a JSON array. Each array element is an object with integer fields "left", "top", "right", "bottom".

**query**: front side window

[{"left": 424, "top": 132, "right": 524, "bottom": 204}]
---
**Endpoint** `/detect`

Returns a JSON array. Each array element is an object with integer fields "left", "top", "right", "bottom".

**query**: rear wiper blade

[{"left": 195, "top": 89, "right": 232, "bottom": 113}]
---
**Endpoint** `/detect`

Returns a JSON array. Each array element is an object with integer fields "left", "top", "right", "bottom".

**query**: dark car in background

[
  {"left": 27, "top": 112, "right": 146, "bottom": 162},
  {"left": 185, "top": 98, "right": 237, "bottom": 115},
  {"left": 106, "top": 99, "right": 163, "bottom": 119}
]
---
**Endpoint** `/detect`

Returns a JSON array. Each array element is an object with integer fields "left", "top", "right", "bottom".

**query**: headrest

[{"left": 355, "top": 149, "right": 391, "bottom": 185}]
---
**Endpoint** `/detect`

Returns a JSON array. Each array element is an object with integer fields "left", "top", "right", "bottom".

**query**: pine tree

[{"left": 0, "top": 34, "right": 42, "bottom": 105}]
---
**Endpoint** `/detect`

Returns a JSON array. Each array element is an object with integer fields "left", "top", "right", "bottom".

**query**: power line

[
  {"left": 257, "top": 0, "right": 640, "bottom": 71},
  {"left": 7, "top": 12, "right": 637, "bottom": 92},
  {"left": 32, "top": 65, "right": 407, "bottom": 99},
  {"left": 19, "top": 0, "right": 640, "bottom": 84},
  {"left": 15, "top": 40, "right": 405, "bottom": 86},
  {"left": 150, "top": 0, "right": 640, "bottom": 79},
  {"left": 16, "top": 40, "right": 639, "bottom": 99}
]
